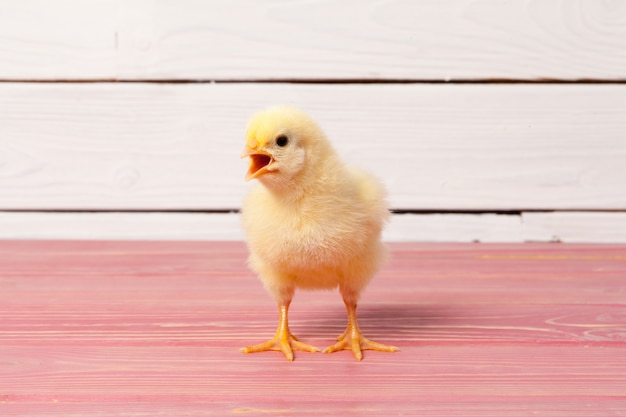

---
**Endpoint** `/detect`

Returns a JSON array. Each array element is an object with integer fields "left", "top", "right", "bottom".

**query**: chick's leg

[
  {"left": 324, "top": 296, "right": 397, "bottom": 361},
  {"left": 242, "top": 301, "right": 320, "bottom": 361}
]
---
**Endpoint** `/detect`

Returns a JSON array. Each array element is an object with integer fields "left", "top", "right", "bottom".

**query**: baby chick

[{"left": 240, "top": 106, "right": 397, "bottom": 361}]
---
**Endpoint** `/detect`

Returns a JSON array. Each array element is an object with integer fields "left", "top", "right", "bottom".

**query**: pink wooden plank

[
  {"left": 2, "top": 398, "right": 626, "bottom": 417},
  {"left": 1, "top": 241, "right": 625, "bottom": 416},
  {"left": 2, "top": 344, "right": 626, "bottom": 395}
]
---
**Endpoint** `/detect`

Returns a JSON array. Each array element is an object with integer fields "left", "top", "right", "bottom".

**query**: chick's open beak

[{"left": 241, "top": 146, "right": 274, "bottom": 182}]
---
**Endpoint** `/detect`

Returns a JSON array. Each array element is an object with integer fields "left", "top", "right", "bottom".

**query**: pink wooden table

[{"left": 1, "top": 241, "right": 625, "bottom": 416}]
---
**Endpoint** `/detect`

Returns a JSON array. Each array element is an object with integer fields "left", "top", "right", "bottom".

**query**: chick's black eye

[{"left": 276, "top": 135, "right": 289, "bottom": 147}]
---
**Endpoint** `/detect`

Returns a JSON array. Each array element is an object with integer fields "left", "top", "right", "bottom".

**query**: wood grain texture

[
  {"left": 0, "top": 0, "right": 117, "bottom": 80},
  {"left": 2, "top": 0, "right": 626, "bottom": 80},
  {"left": 1, "top": 82, "right": 625, "bottom": 211},
  {"left": 1, "top": 240, "right": 625, "bottom": 416}
]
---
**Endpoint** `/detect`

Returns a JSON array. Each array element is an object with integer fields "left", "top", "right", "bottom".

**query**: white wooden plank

[
  {"left": 1, "top": 82, "right": 625, "bottom": 211},
  {"left": 0, "top": 0, "right": 117, "bottom": 80},
  {"left": 0, "top": 212, "right": 520, "bottom": 242},
  {"left": 522, "top": 212, "right": 626, "bottom": 243},
  {"left": 0, "top": 212, "right": 244, "bottom": 241},
  {"left": 2, "top": 0, "right": 626, "bottom": 81},
  {"left": 386, "top": 213, "right": 523, "bottom": 242},
  {"left": 2, "top": 211, "right": 624, "bottom": 243}
]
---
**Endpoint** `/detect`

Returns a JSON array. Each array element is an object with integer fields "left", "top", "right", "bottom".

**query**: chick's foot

[
  {"left": 241, "top": 303, "right": 319, "bottom": 361},
  {"left": 324, "top": 301, "right": 397, "bottom": 361},
  {"left": 324, "top": 327, "right": 397, "bottom": 361},
  {"left": 242, "top": 331, "right": 320, "bottom": 361}
]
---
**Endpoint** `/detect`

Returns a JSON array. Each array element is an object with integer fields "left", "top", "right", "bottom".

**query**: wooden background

[{"left": 1, "top": 0, "right": 625, "bottom": 242}]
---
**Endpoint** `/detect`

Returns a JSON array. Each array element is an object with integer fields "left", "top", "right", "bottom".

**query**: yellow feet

[
  {"left": 242, "top": 331, "right": 320, "bottom": 361},
  {"left": 324, "top": 300, "right": 397, "bottom": 360},
  {"left": 324, "top": 326, "right": 397, "bottom": 361},
  {"left": 242, "top": 300, "right": 396, "bottom": 361},
  {"left": 241, "top": 302, "right": 319, "bottom": 361}
]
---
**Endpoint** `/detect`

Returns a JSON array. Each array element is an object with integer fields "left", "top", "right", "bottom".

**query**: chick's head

[{"left": 242, "top": 106, "right": 330, "bottom": 189}]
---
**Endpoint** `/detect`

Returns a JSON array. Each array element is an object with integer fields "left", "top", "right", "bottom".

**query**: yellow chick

[{"left": 240, "top": 106, "right": 397, "bottom": 361}]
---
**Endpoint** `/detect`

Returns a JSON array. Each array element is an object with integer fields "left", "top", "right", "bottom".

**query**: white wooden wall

[{"left": 1, "top": 0, "right": 625, "bottom": 242}]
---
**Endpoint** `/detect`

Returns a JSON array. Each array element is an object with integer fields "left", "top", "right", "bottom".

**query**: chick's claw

[
  {"left": 242, "top": 332, "right": 320, "bottom": 361},
  {"left": 324, "top": 329, "right": 398, "bottom": 361}
]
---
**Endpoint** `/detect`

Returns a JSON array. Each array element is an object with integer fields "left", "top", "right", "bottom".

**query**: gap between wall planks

[{"left": 1, "top": 240, "right": 625, "bottom": 416}]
